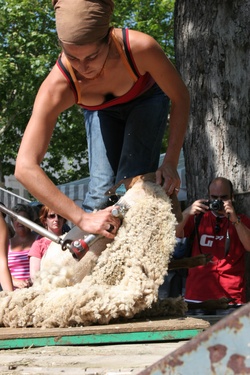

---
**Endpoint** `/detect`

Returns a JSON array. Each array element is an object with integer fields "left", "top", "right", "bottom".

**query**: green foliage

[
  {"left": 113, "top": 0, "right": 175, "bottom": 59},
  {"left": 44, "top": 107, "right": 89, "bottom": 183},
  {"left": 0, "top": 0, "right": 57, "bottom": 180},
  {"left": 0, "top": 0, "right": 174, "bottom": 185},
  {"left": 0, "top": 0, "right": 88, "bottom": 185}
]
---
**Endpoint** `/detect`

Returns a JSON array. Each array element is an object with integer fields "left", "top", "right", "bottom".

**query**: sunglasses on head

[{"left": 47, "top": 213, "right": 63, "bottom": 220}]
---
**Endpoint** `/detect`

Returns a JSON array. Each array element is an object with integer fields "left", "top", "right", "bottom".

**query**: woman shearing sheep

[{"left": 15, "top": 0, "right": 189, "bottom": 235}]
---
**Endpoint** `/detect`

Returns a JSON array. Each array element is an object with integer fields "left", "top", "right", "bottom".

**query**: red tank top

[{"left": 56, "top": 28, "right": 155, "bottom": 110}]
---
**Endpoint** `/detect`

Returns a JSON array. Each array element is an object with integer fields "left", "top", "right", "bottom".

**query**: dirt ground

[{"left": 0, "top": 340, "right": 188, "bottom": 375}]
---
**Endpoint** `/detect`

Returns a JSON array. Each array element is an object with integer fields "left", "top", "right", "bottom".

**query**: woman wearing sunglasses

[{"left": 29, "top": 205, "right": 67, "bottom": 280}]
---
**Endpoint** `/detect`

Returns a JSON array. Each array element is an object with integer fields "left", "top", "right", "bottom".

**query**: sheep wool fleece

[{"left": 0, "top": 180, "right": 185, "bottom": 328}]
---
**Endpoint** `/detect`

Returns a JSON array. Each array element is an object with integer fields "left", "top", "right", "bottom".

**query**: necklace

[{"left": 82, "top": 44, "right": 110, "bottom": 81}]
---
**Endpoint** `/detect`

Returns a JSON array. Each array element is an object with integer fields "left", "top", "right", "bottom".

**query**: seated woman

[{"left": 29, "top": 206, "right": 67, "bottom": 280}]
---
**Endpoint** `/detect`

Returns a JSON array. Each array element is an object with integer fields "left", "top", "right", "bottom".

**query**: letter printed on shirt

[{"left": 200, "top": 234, "right": 214, "bottom": 247}]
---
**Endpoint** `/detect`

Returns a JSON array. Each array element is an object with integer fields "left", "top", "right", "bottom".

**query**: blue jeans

[{"left": 83, "top": 83, "right": 169, "bottom": 211}]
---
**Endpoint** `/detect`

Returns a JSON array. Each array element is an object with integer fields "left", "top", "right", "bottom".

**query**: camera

[{"left": 205, "top": 199, "right": 224, "bottom": 211}]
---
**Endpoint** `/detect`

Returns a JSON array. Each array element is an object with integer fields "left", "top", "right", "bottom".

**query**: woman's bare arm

[
  {"left": 130, "top": 30, "right": 190, "bottom": 194},
  {"left": 15, "top": 66, "right": 120, "bottom": 237}
]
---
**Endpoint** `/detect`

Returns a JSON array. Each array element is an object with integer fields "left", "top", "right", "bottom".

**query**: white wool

[{"left": 0, "top": 180, "right": 187, "bottom": 328}]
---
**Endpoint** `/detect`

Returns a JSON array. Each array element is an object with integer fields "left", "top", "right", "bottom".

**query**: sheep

[{"left": 0, "top": 177, "right": 187, "bottom": 328}]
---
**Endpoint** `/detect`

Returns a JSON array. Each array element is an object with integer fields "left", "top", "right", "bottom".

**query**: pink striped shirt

[{"left": 8, "top": 246, "right": 30, "bottom": 280}]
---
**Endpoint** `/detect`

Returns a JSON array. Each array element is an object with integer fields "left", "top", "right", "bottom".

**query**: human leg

[
  {"left": 115, "top": 84, "right": 169, "bottom": 182},
  {"left": 82, "top": 110, "right": 115, "bottom": 211},
  {"left": 82, "top": 85, "right": 169, "bottom": 211}
]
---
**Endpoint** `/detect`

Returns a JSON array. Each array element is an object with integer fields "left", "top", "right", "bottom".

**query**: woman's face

[
  {"left": 12, "top": 211, "right": 31, "bottom": 236},
  {"left": 62, "top": 41, "right": 109, "bottom": 79},
  {"left": 45, "top": 211, "right": 64, "bottom": 235}
]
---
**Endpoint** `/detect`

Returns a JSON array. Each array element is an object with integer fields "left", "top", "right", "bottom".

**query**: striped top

[{"left": 8, "top": 246, "right": 30, "bottom": 280}]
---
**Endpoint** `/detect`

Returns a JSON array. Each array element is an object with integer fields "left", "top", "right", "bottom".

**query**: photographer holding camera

[{"left": 176, "top": 177, "right": 250, "bottom": 313}]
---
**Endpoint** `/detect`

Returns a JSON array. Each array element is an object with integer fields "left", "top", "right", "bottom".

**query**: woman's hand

[
  {"left": 13, "top": 278, "right": 32, "bottom": 289},
  {"left": 79, "top": 206, "right": 121, "bottom": 239},
  {"left": 156, "top": 161, "right": 181, "bottom": 195}
]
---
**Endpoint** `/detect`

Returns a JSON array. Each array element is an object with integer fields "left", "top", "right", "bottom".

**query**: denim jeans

[{"left": 83, "top": 83, "right": 169, "bottom": 212}]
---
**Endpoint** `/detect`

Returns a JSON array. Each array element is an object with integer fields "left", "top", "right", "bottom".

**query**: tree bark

[
  {"left": 174, "top": 0, "right": 250, "bottom": 301},
  {"left": 174, "top": 0, "right": 250, "bottom": 216}
]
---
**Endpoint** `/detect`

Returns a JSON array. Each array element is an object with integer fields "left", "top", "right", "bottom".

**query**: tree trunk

[
  {"left": 174, "top": 0, "right": 250, "bottom": 301},
  {"left": 174, "top": 0, "right": 250, "bottom": 216}
]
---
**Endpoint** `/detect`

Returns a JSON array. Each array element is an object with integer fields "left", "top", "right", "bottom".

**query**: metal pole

[{"left": 0, "top": 204, "right": 61, "bottom": 244}]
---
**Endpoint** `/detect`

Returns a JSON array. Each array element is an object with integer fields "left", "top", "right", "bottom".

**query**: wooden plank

[
  {"left": 0, "top": 317, "right": 210, "bottom": 349},
  {"left": 0, "top": 317, "right": 209, "bottom": 338},
  {"left": 0, "top": 329, "right": 203, "bottom": 349},
  {"left": 190, "top": 314, "right": 224, "bottom": 325}
]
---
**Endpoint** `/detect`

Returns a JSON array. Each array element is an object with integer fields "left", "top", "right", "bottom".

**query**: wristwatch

[{"left": 232, "top": 217, "right": 241, "bottom": 226}]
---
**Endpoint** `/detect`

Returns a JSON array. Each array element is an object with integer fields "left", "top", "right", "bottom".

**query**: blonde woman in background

[{"left": 29, "top": 206, "right": 67, "bottom": 280}]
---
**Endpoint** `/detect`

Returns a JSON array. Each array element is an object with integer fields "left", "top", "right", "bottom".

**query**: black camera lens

[{"left": 210, "top": 199, "right": 224, "bottom": 211}]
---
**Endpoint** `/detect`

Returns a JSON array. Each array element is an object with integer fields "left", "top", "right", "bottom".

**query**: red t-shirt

[
  {"left": 184, "top": 212, "right": 250, "bottom": 304},
  {"left": 28, "top": 237, "right": 52, "bottom": 259}
]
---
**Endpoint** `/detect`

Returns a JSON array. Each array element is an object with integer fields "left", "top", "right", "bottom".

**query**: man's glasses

[{"left": 47, "top": 213, "right": 63, "bottom": 220}]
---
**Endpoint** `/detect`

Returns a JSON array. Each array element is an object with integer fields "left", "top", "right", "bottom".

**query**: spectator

[
  {"left": 29, "top": 201, "right": 43, "bottom": 227},
  {"left": 0, "top": 202, "right": 15, "bottom": 238},
  {"left": 29, "top": 206, "right": 67, "bottom": 280},
  {"left": 176, "top": 177, "right": 250, "bottom": 313},
  {"left": 0, "top": 211, "right": 14, "bottom": 291},
  {"left": 8, "top": 204, "right": 37, "bottom": 289},
  {"left": 14, "top": 0, "right": 189, "bottom": 235}
]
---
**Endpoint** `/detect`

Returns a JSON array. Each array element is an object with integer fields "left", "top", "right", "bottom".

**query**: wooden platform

[{"left": 0, "top": 316, "right": 210, "bottom": 349}]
